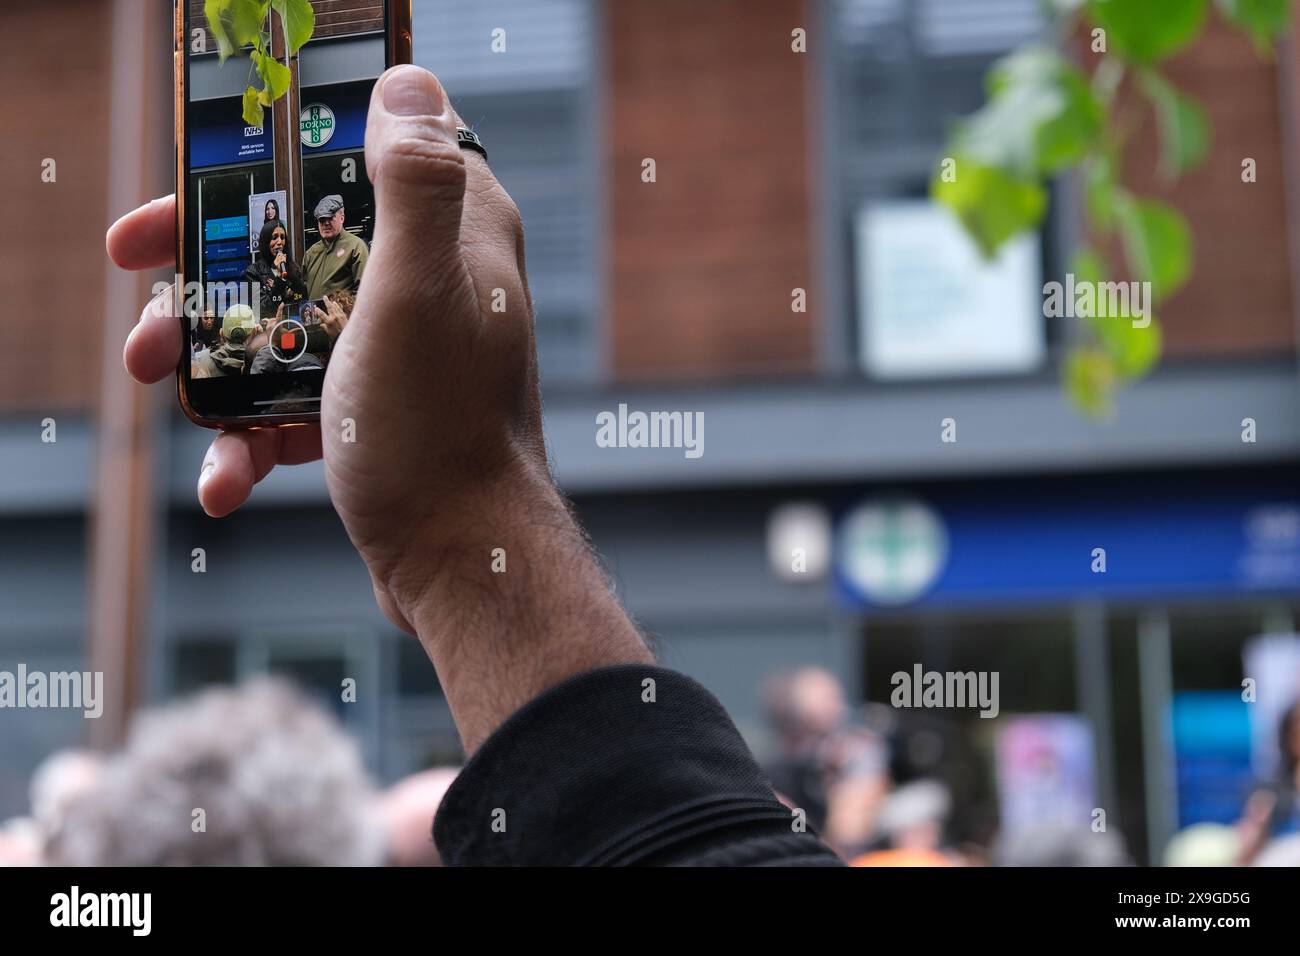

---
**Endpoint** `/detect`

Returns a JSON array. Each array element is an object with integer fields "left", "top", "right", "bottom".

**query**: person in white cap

[{"left": 191, "top": 302, "right": 258, "bottom": 378}]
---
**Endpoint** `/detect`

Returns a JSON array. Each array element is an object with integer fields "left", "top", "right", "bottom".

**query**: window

[
  {"left": 172, "top": 638, "right": 238, "bottom": 695},
  {"left": 413, "top": 0, "right": 599, "bottom": 384},
  {"left": 265, "top": 648, "right": 352, "bottom": 720},
  {"left": 827, "top": 0, "right": 1058, "bottom": 380},
  {"left": 0, "top": 644, "right": 86, "bottom": 819},
  {"left": 861, "top": 611, "right": 1079, "bottom": 847},
  {"left": 187, "top": 165, "right": 275, "bottom": 288},
  {"left": 301, "top": 150, "right": 374, "bottom": 250}
]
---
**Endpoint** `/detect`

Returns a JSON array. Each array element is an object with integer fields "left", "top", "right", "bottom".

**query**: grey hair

[{"left": 48, "top": 678, "right": 384, "bottom": 866}]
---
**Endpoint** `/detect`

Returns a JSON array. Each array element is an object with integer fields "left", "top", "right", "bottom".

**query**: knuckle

[
  {"left": 501, "top": 196, "right": 524, "bottom": 243},
  {"left": 480, "top": 189, "right": 524, "bottom": 245},
  {"left": 377, "top": 135, "right": 467, "bottom": 196}
]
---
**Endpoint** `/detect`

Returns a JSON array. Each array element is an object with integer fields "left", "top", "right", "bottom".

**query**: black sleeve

[{"left": 431, "top": 664, "right": 844, "bottom": 866}]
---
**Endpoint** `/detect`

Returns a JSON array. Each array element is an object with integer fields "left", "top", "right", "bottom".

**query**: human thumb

[{"left": 363, "top": 65, "right": 466, "bottom": 267}]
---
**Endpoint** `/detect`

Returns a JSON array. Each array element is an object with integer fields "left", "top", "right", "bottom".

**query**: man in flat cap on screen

[{"left": 302, "top": 194, "right": 369, "bottom": 300}]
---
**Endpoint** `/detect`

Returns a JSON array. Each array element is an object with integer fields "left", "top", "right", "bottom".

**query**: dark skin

[{"left": 107, "top": 66, "right": 652, "bottom": 754}]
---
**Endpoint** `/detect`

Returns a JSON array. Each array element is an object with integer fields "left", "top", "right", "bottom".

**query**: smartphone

[
  {"left": 250, "top": 298, "right": 334, "bottom": 373},
  {"left": 174, "top": 0, "right": 412, "bottom": 426}
]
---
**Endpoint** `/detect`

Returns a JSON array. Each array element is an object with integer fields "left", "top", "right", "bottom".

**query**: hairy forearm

[{"left": 404, "top": 469, "right": 654, "bottom": 754}]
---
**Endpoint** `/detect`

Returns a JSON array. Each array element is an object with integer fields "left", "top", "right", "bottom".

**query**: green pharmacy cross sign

[
  {"left": 839, "top": 497, "right": 948, "bottom": 606},
  {"left": 300, "top": 103, "right": 335, "bottom": 148}
]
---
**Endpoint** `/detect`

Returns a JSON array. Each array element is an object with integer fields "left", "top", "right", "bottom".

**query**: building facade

[{"left": 3, "top": 0, "right": 1300, "bottom": 863}]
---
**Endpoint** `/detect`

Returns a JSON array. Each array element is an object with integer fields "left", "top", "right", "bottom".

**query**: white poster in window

[
  {"left": 249, "top": 190, "right": 289, "bottom": 256},
  {"left": 996, "top": 714, "right": 1096, "bottom": 835},
  {"left": 1242, "top": 633, "right": 1300, "bottom": 778},
  {"left": 855, "top": 199, "right": 1044, "bottom": 378}
]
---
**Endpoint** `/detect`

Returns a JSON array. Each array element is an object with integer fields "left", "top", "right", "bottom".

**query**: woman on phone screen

[{"left": 244, "top": 220, "right": 307, "bottom": 319}]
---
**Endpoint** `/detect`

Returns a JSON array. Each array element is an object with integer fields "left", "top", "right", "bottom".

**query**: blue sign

[
  {"left": 835, "top": 469, "right": 1300, "bottom": 608},
  {"left": 205, "top": 216, "right": 248, "bottom": 242},
  {"left": 1172, "top": 692, "right": 1254, "bottom": 826},
  {"left": 191, "top": 96, "right": 271, "bottom": 169},
  {"left": 205, "top": 239, "right": 249, "bottom": 262},
  {"left": 205, "top": 258, "right": 247, "bottom": 281},
  {"left": 299, "top": 80, "right": 370, "bottom": 153},
  {"left": 189, "top": 81, "right": 370, "bottom": 172}
]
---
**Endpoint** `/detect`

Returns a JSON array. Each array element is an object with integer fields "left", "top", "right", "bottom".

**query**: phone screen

[{"left": 179, "top": 0, "right": 405, "bottom": 421}]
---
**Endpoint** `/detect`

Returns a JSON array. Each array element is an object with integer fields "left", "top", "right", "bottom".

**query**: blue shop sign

[
  {"left": 190, "top": 80, "right": 369, "bottom": 170},
  {"left": 205, "top": 238, "right": 249, "bottom": 262},
  {"left": 835, "top": 470, "right": 1300, "bottom": 608},
  {"left": 205, "top": 216, "right": 248, "bottom": 242},
  {"left": 1172, "top": 692, "right": 1254, "bottom": 827},
  {"left": 299, "top": 80, "right": 369, "bottom": 154},
  {"left": 205, "top": 258, "right": 248, "bottom": 282},
  {"left": 191, "top": 97, "right": 271, "bottom": 169}
]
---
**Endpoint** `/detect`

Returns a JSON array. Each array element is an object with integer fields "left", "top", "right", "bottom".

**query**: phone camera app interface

[{"left": 184, "top": 1, "right": 382, "bottom": 381}]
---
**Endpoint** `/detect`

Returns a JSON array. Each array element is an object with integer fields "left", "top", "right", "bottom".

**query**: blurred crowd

[
  {"left": 763, "top": 666, "right": 1300, "bottom": 868},
  {"left": 1, "top": 668, "right": 1297, "bottom": 866},
  {"left": 0, "top": 680, "right": 455, "bottom": 867}
]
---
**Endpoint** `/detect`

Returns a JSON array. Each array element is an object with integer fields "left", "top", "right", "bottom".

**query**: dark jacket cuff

[{"left": 432, "top": 664, "right": 815, "bottom": 866}]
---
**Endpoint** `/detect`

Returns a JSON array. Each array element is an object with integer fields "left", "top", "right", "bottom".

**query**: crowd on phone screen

[{"left": 190, "top": 193, "right": 367, "bottom": 379}]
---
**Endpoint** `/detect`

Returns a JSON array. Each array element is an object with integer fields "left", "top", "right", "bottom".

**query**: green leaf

[
  {"left": 203, "top": 0, "right": 236, "bottom": 61},
  {"left": 1084, "top": 156, "right": 1120, "bottom": 230},
  {"left": 1116, "top": 196, "right": 1193, "bottom": 301},
  {"left": 1085, "top": 0, "right": 1210, "bottom": 63},
  {"left": 253, "top": 49, "right": 292, "bottom": 101},
  {"left": 1217, "top": 0, "right": 1292, "bottom": 53},
  {"left": 1065, "top": 347, "right": 1118, "bottom": 418},
  {"left": 955, "top": 46, "right": 1105, "bottom": 177},
  {"left": 272, "top": 0, "right": 316, "bottom": 55},
  {"left": 1107, "top": 309, "right": 1162, "bottom": 377},
  {"left": 1027, "top": 62, "right": 1106, "bottom": 174},
  {"left": 931, "top": 157, "right": 1048, "bottom": 258},
  {"left": 242, "top": 86, "right": 265, "bottom": 127},
  {"left": 1071, "top": 249, "right": 1162, "bottom": 377},
  {"left": 1138, "top": 70, "right": 1210, "bottom": 180},
  {"left": 205, "top": 0, "right": 270, "bottom": 64}
]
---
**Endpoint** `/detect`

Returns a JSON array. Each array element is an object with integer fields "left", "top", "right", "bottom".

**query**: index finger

[{"left": 107, "top": 195, "right": 176, "bottom": 271}]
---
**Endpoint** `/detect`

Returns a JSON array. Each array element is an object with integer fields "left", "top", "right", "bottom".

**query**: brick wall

[
  {"left": 0, "top": 0, "right": 112, "bottom": 412},
  {"left": 4, "top": 2, "right": 1293, "bottom": 415},
  {"left": 607, "top": 6, "right": 1298, "bottom": 380},
  {"left": 186, "top": 0, "right": 384, "bottom": 53},
  {"left": 1096, "top": 17, "right": 1295, "bottom": 357},
  {"left": 605, "top": 0, "right": 817, "bottom": 381}
]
